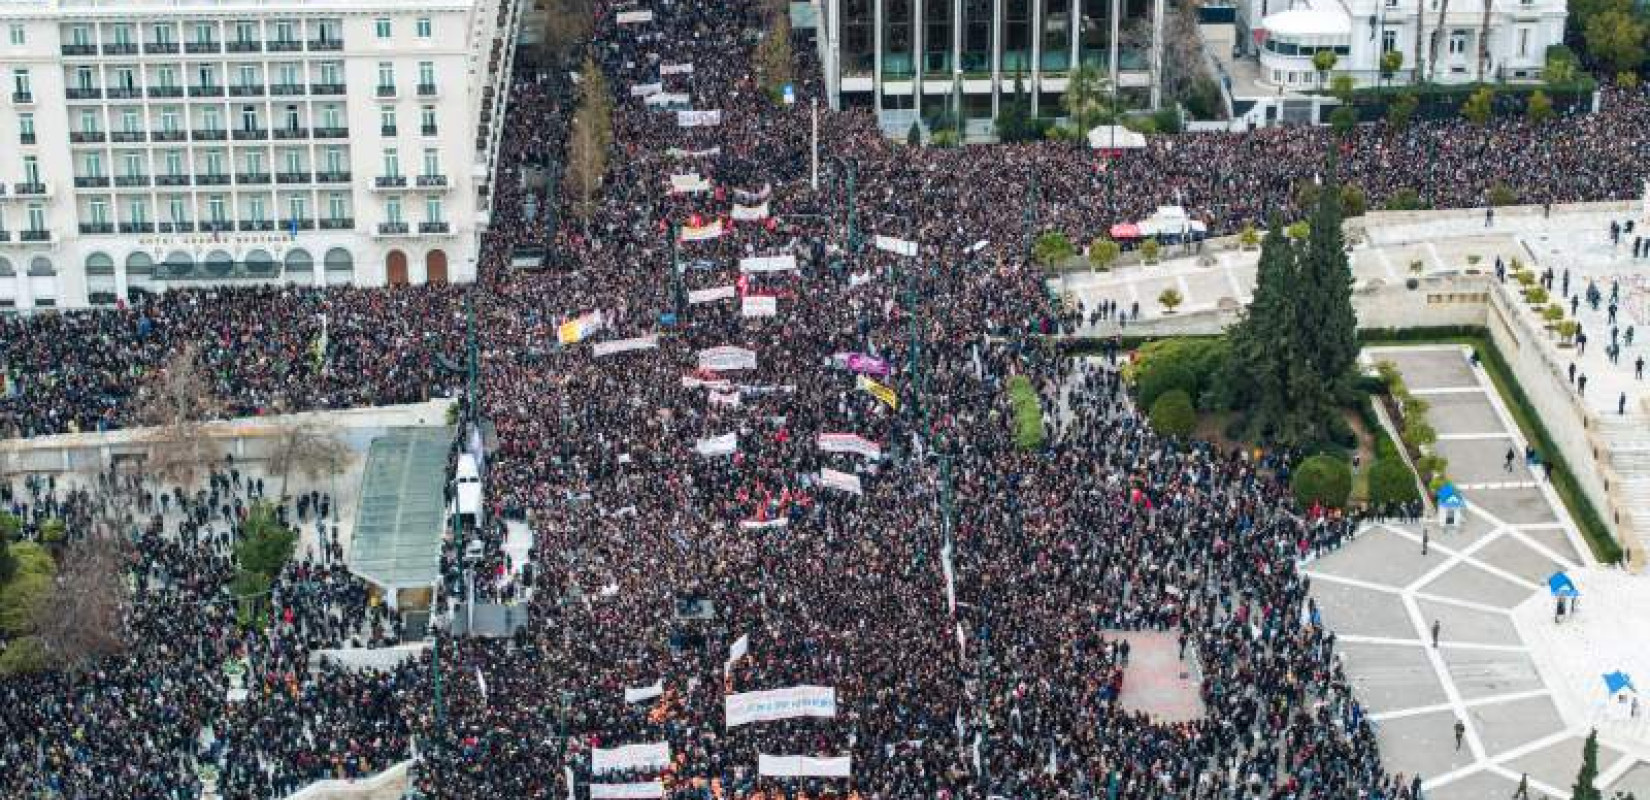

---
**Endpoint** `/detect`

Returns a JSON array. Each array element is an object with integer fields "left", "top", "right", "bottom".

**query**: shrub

[
  {"left": 235, "top": 503, "right": 297, "bottom": 579},
  {"left": 1544, "top": 304, "right": 1565, "bottom": 323},
  {"left": 1340, "top": 184, "right": 1368, "bottom": 217},
  {"left": 1385, "top": 188, "right": 1425, "bottom": 211},
  {"left": 1238, "top": 224, "right": 1260, "bottom": 249},
  {"left": 1006, "top": 375, "right": 1047, "bottom": 451},
  {"left": 1368, "top": 457, "right": 1421, "bottom": 506},
  {"left": 1088, "top": 237, "right": 1121, "bottom": 270},
  {"left": 1135, "top": 360, "right": 1197, "bottom": 410},
  {"left": 0, "top": 636, "right": 49, "bottom": 676},
  {"left": 1134, "top": 337, "right": 1230, "bottom": 408},
  {"left": 1292, "top": 455, "right": 1353, "bottom": 509},
  {"left": 1526, "top": 286, "right": 1550, "bottom": 305},
  {"left": 0, "top": 543, "right": 54, "bottom": 637},
  {"left": 1149, "top": 389, "right": 1197, "bottom": 437},
  {"left": 1488, "top": 182, "right": 1518, "bottom": 207},
  {"left": 1158, "top": 288, "right": 1184, "bottom": 313},
  {"left": 1139, "top": 237, "right": 1162, "bottom": 264},
  {"left": 1285, "top": 221, "right": 1310, "bottom": 240}
]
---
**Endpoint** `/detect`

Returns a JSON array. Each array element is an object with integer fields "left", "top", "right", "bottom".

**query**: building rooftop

[{"left": 347, "top": 427, "right": 454, "bottom": 592}]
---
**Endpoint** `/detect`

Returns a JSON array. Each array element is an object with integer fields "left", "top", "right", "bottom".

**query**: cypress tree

[
  {"left": 1226, "top": 214, "right": 1300, "bottom": 439},
  {"left": 1300, "top": 151, "right": 1359, "bottom": 398},
  {"left": 1573, "top": 729, "right": 1602, "bottom": 800}
]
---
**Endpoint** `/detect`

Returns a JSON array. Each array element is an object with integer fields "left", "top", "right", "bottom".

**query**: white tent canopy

[{"left": 1087, "top": 125, "right": 1147, "bottom": 150}]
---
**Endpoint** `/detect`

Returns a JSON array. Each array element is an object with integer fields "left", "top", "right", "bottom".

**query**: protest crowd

[{"left": 1, "top": 0, "right": 1646, "bottom": 798}]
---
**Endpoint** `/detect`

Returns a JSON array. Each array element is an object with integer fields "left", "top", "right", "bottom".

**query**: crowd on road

[{"left": 5, "top": 0, "right": 1650, "bottom": 797}]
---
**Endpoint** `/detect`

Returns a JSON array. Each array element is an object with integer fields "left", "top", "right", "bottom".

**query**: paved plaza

[{"left": 1309, "top": 346, "right": 1650, "bottom": 797}]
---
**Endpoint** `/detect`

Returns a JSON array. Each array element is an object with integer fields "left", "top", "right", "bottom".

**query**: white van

[{"left": 453, "top": 454, "right": 482, "bottom": 522}]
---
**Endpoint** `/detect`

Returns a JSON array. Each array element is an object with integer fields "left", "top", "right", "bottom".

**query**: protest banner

[
  {"left": 629, "top": 82, "right": 662, "bottom": 97},
  {"left": 695, "top": 433, "right": 738, "bottom": 457},
  {"left": 591, "top": 743, "right": 670, "bottom": 775},
  {"left": 688, "top": 285, "right": 737, "bottom": 304},
  {"left": 592, "top": 335, "right": 659, "bottom": 357},
  {"left": 731, "top": 202, "right": 770, "bottom": 221},
  {"left": 758, "top": 756, "right": 852, "bottom": 778},
  {"left": 698, "top": 346, "right": 757, "bottom": 372},
  {"left": 817, "top": 433, "right": 881, "bottom": 460},
  {"left": 624, "top": 680, "right": 664, "bottom": 704},
  {"left": 615, "top": 10, "right": 653, "bottom": 23},
  {"left": 659, "top": 63, "right": 694, "bottom": 75},
  {"left": 677, "top": 109, "right": 722, "bottom": 127},
  {"left": 725, "top": 686, "right": 837, "bottom": 728},
  {"left": 856, "top": 375, "right": 898, "bottom": 410},
  {"left": 738, "top": 255, "right": 798, "bottom": 274},
  {"left": 590, "top": 783, "right": 664, "bottom": 800},
  {"left": 873, "top": 235, "right": 918, "bottom": 257},
  {"left": 679, "top": 220, "right": 724, "bottom": 242},
  {"left": 819, "top": 468, "right": 863, "bottom": 496},
  {"left": 742, "top": 296, "right": 777, "bottom": 318}
]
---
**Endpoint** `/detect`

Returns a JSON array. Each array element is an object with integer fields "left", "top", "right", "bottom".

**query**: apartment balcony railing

[
  {"left": 70, "top": 131, "right": 106, "bottom": 143},
  {"left": 312, "top": 127, "right": 348, "bottom": 139},
  {"left": 152, "top": 130, "right": 187, "bottom": 142},
  {"left": 185, "top": 41, "right": 221, "bottom": 54},
  {"left": 230, "top": 85, "right": 265, "bottom": 97},
  {"left": 419, "top": 221, "right": 450, "bottom": 234},
  {"left": 235, "top": 173, "right": 271, "bottom": 185},
  {"left": 375, "top": 84, "right": 396, "bottom": 98},
  {"left": 374, "top": 176, "right": 407, "bottom": 188},
  {"left": 276, "top": 172, "right": 312, "bottom": 184},
  {"left": 320, "top": 217, "right": 353, "bottom": 230},
  {"left": 380, "top": 126, "right": 397, "bottom": 137},
  {"left": 189, "top": 84, "right": 224, "bottom": 97},
  {"left": 201, "top": 221, "right": 233, "bottom": 233},
  {"left": 158, "top": 222, "right": 196, "bottom": 233},
  {"left": 310, "top": 84, "right": 345, "bottom": 96},
  {"left": 148, "top": 85, "right": 184, "bottom": 98},
  {"left": 192, "top": 129, "right": 227, "bottom": 141},
  {"left": 61, "top": 44, "right": 97, "bottom": 55},
  {"left": 0, "top": 231, "right": 10, "bottom": 242},
  {"left": 232, "top": 128, "right": 268, "bottom": 141},
  {"left": 11, "top": 92, "right": 33, "bottom": 104},
  {"left": 19, "top": 133, "right": 35, "bottom": 145},
  {"left": 377, "top": 222, "right": 409, "bottom": 235},
  {"left": 268, "top": 40, "right": 302, "bottom": 52},
  {"left": 102, "top": 43, "right": 138, "bottom": 55},
  {"left": 315, "top": 171, "right": 351, "bottom": 183},
  {"left": 271, "top": 84, "right": 306, "bottom": 96},
  {"left": 20, "top": 230, "right": 50, "bottom": 242},
  {"left": 421, "top": 125, "right": 438, "bottom": 136},
  {"left": 78, "top": 223, "right": 114, "bottom": 234},
  {"left": 74, "top": 176, "right": 111, "bottom": 188},
  {"left": 416, "top": 175, "right": 448, "bottom": 188},
  {"left": 273, "top": 127, "right": 309, "bottom": 140},
  {"left": 227, "top": 41, "right": 262, "bottom": 53},
  {"left": 14, "top": 183, "right": 46, "bottom": 196},
  {"left": 145, "top": 42, "right": 180, "bottom": 54},
  {"left": 110, "top": 131, "right": 146, "bottom": 143},
  {"left": 118, "top": 222, "right": 155, "bottom": 233},
  {"left": 239, "top": 220, "right": 276, "bottom": 232},
  {"left": 307, "top": 38, "right": 343, "bottom": 51},
  {"left": 107, "top": 87, "right": 142, "bottom": 99},
  {"left": 66, "top": 87, "right": 103, "bottom": 100},
  {"left": 417, "top": 83, "right": 437, "bottom": 96},
  {"left": 155, "top": 175, "right": 191, "bottom": 187},
  {"left": 114, "top": 175, "right": 150, "bottom": 188},
  {"left": 289, "top": 218, "right": 316, "bottom": 230},
  {"left": 196, "top": 174, "right": 231, "bottom": 186}
]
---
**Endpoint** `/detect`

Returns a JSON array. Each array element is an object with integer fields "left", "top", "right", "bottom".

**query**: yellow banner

[
  {"left": 856, "top": 375, "right": 898, "bottom": 410},
  {"left": 558, "top": 320, "right": 583, "bottom": 345}
]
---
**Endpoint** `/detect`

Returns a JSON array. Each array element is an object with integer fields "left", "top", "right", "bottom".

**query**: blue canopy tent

[
  {"left": 1437, "top": 483, "right": 1466, "bottom": 526},
  {"left": 1604, "top": 671, "right": 1636, "bottom": 696},
  {"left": 1548, "top": 572, "right": 1580, "bottom": 598},
  {"left": 1603, "top": 671, "right": 1639, "bottom": 719}
]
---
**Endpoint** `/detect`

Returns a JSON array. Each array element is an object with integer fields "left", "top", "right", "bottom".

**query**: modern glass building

[{"left": 815, "top": 0, "right": 1166, "bottom": 136}]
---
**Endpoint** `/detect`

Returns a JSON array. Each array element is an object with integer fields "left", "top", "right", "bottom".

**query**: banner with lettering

[
  {"left": 709, "top": 388, "right": 742, "bottom": 407},
  {"left": 874, "top": 235, "right": 918, "bottom": 257},
  {"left": 645, "top": 92, "right": 691, "bottom": 109},
  {"left": 819, "top": 468, "right": 863, "bottom": 496},
  {"left": 660, "top": 63, "right": 694, "bottom": 75},
  {"left": 731, "top": 201, "right": 771, "bottom": 221},
  {"left": 592, "top": 335, "right": 660, "bottom": 357},
  {"left": 681, "top": 374, "right": 733, "bottom": 390},
  {"left": 725, "top": 686, "right": 837, "bottom": 728},
  {"left": 733, "top": 184, "right": 772, "bottom": 203},
  {"left": 695, "top": 433, "right": 738, "bottom": 457},
  {"left": 742, "top": 296, "right": 777, "bottom": 318},
  {"left": 669, "top": 173, "right": 711, "bottom": 194},
  {"left": 615, "top": 10, "right": 653, "bottom": 24},
  {"left": 591, "top": 742, "right": 670, "bottom": 775},
  {"left": 738, "top": 517, "right": 789, "bottom": 531},
  {"left": 832, "top": 352, "right": 891, "bottom": 377},
  {"left": 629, "top": 82, "right": 662, "bottom": 97},
  {"left": 677, "top": 109, "right": 722, "bottom": 128},
  {"left": 590, "top": 783, "right": 665, "bottom": 800},
  {"left": 559, "top": 311, "right": 606, "bottom": 345},
  {"left": 698, "top": 346, "right": 757, "bottom": 372},
  {"left": 667, "top": 146, "right": 721, "bottom": 159},
  {"left": 738, "top": 255, "right": 798, "bottom": 274},
  {"left": 758, "top": 755, "right": 853, "bottom": 778},
  {"left": 688, "top": 285, "right": 737, "bottom": 304},
  {"left": 624, "top": 680, "right": 664, "bottom": 704},
  {"left": 817, "top": 433, "right": 882, "bottom": 460},
  {"left": 856, "top": 375, "right": 899, "bottom": 410},
  {"left": 680, "top": 220, "right": 724, "bottom": 242}
]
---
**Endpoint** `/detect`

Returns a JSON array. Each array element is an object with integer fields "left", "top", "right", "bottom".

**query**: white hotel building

[{"left": 0, "top": 0, "right": 524, "bottom": 310}]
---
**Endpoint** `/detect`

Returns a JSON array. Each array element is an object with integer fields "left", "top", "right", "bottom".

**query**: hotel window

[
  {"left": 320, "top": 105, "right": 341, "bottom": 129},
  {"left": 283, "top": 149, "right": 302, "bottom": 174},
  {"left": 320, "top": 61, "right": 341, "bottom": 84},
  {"left": 197, "top": 64, "right": 215, "bottom": 87},
  {"left": 375, "top": 18, "right": 391, "bottom": 38},
  {"left": 380, "top": 105, "right": 397, "bottom": 133},
  {"left": 417, "top": 17, "right": 432, "bottom": 38},
  {"left": 234, "top": 21, "right": 256, "bottom": 44},
  {"left": 160, "top": 109, "right": 180, "bottom": 133},
  {"left": 278, "top": 63, "right": 299, "bottom": 86},
  {"left": 129, "top": 199, "right": 148, "bottom": 225},
  {"left": 122, "top": 152, "right": 142, "bottom": 178},
  {"left": 275, "top": 21, "right": 295, "bottom": 44},
  {"left": 383, "top": 148, "right": 400, "bottom": 177},
  {"left": 75, "top": 66, "right": 94, "bottom": 91},
  {"left": 288, "top": 195, "right": 307, "bottom": 221},
  {"left": 18, "top": 113, "right": 33, "bottom": 141},
  {"left": 328, "top": 192, "right": 346, "bottom": 220},
  {"left": 237, "top": 64, "right": 257, "bottom": 88},
  {"left": 1382, "top": 29, "right": 1397, "bottom": 53},
  {"left": 120, "top": 109, "right": 140, "bottom": 133},
  {"left": 168, "top": 197, "right": 187, "bottom": 223},
  {"left": 13, "top": 68, "right": 31, "bottom": 96},
  {"left": 79, "top": 109, "right": 98, "bottom": 133},
  {"left": 9, "top": 24, "right": 24, "bottom": 46},
  {"left": 425, "top": 195, "right": 442, "bottom": 223},
  {"left": 165, "top": 150, "right": 183, "bottom": 176},
  {"left": 208, "top": 195, "right": 226, "bottom": 223},
  {"left": 422, "top": 148, "right": 439, "bottom": 177},
  {"left": 324, "top": 147, "right": 344, "bottom": 173},
  {"left": 158, "top": 65, "right": 177, "bottom": 88},
  {"left": 1449, "top": 30, "right": 1467, "bottom": 55},
  {"left": 27, "top": 205, "right": 44, "bottom": 231},
  {"left": 882, "top": 0, "right": 913, "bottom": 78},
  {"left": 111, "top": 24, "right": 133, "bottom": 46},
  {"left": 420, "top": 105, "right": 437, "bottom": 134},
  {"left": 115, "top": 67, "right": 136, "bottom": 90},
  {"left": 152, "top": 24, "right": 174, "bottom": 44},
  {"left": 84, "top": 152, "right": 104, "bottom": 177},
  {"left": 193, "top": 22, "right": 214, "bottom": 44},
  {"left": 283, "top": 105, "right": 300, "bottom": 131},
  {"left": 240, "top": 106, "right": 259, "bottom": 131},
  {"left": 203, "top": 106, "right": 222, "bottom": 130},
  {"left": 386, "top": 196, "right": 402, "bottom": 224},
  {"left": 377, "top": 62, "right": 395, "bottom": 89},
  {"left": 89, "top": 199, "right": 108, "bottom": 225},
  {"left": 244, "top": 150, "right": 264, "bottom": 175},
  {"left": 204, "top": 151, "right": 224, "bottom": 176},
  {"left": 69, "top": 25, "right": 90, "bottom": 46},
  {"left": 249, "top": 196, "right": 266, "bottom": 223},
  {"left": 1518, "top": 28, "right": 1530, "bottom": 58},
  {"left": 923, "top": 0, "right": 952, "bottom": 73},
  {"left": 23, "top": 156, "right": 39, "bottom": 185},
  {"left": 418, "top": 61, "right": 435, "bottom": 87}
]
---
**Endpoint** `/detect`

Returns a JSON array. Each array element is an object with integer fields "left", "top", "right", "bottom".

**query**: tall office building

[
  {"left": 0, "top": 0, "right": 524, "bottom": 310},
  {"left": 813, "top": 0, "right": 1167, "bottom": 136}
]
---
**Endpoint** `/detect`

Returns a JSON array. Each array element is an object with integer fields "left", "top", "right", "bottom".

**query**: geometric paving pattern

[{"left": 1304, "top": 346, "right": 1650, "bottom": 797}]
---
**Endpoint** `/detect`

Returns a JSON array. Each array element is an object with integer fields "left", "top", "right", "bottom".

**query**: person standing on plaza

[
  {"left": 1453, "top": 719, "right": 1465, "bottom": 750},
  {"left": 1432, "top": 619, "right": 1442, "bottom": 648}
]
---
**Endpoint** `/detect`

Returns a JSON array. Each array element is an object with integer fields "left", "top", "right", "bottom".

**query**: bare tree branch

[
  {"left": 33, "top": 538, "right": 131, "bottom": 673},
  {"left": 266, "top": 423, "right": 355, "bottom": 501},
  {"left": 133, "top": 344, "right": 223, "bottom": 485}
]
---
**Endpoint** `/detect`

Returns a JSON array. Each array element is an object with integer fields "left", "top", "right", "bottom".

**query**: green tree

[
  {"left": 1379, "top": 50, "right": 1405, "bottom": 86},
  {"left": 1340, "top": 184, "right": 1368, "bottom": 217},
  {"left": 1293, "top": 153, "right": 1360, "bottom": 433},
  {"left": 1292, "top": 454, "right": 1353, "bottom": 508},
  {"left": 1526, "top": 89, "right": 1555, "bottom": 122},
  {"left": 1386, "top": 92, "right": 1420, "bottom": 131},
  {"left": 1088, "top": 237, "right": 1121, "bottom": 271},
  {"left": 1574, "top": 729, "right": 1602, "bottom": 800},
  {"left": 1224, "top": 215, "right": 1303, "bottom": 439},
  {"left": 235, "top": 503, "right": 297, "bottom": 579},
  {"left": 1330, "top": 106, "right": 1357, "bottom": 136},
  {"left": 995, "top": 71, "right": 1033, "bottom": 142},
  {"left": 1238, "top": 224, "right": 1260, "bottom": 250},
  {"left": 1461, "top": 86, "right": 1495, "bottom": 125},
  {"left": 1158, "top": 288, "right": 1184, "bottom": 313},
  {"left": 1149, "top": 390, "right": 1197, "bottom": 437},
  {"left": 1062, "top": 64, "right": 1111, "bottom": 131},
  {"left": 1140, "top": 237, "right": 1162, "bottom": 264},
  {"left": 754, "top": 4, "right": 794, "bottom": 100},
  {"left": 1384, "top": 188, "right": 1425, "bottom": 210},
  {"left": 907, "top": 120, "right": 922, "bottom": 147},
  {"left": 0, "top": 543, "right": 54, "bottom": 637},
  {"left": 1032, "top": 230, "right": 1076, "bottom": 267},
  {"left": 1329, "top": 73, "right": 1356, "bottom": 103},
  {"left": 1545, "top": 45, "right": 1580, "bottom": 85},
  {"left": 1584, "top": 7, "right": 1647, "bottom": 75},
  {"left": 1312, "top": 49, "right": 1338, "bottom": 91},
  {"left": 1006, "top": 375, "right": 1047, "bottom": 450},
  {"left": 1136, "top": 361, "right": 1197, "bottom": 411},
  {"left": 1488, "top": 182, "right": 1518, "bottom": 207}
]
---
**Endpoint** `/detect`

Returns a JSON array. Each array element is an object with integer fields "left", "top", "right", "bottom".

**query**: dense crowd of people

[{"left": 2, "top": 0, "right": 1648, "bottom": 797}]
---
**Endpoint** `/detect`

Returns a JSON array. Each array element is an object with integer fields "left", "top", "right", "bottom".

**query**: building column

[
  {"left": 1030, "top": 0, "right": 1043, "bottom": 116},
  {"left": 1109, "top": 0, "right": 1121, "bottom": 90},
  {"left": 992, "top": 0, "right": 1004, "bottom": 121},
  {"left": 1069, "top": 0, "right": 1080, "bottom": 73},
  {"left": 913, "top": 0, "right": 924, "bottom": 117},
  {"left": 954, "top": 0, "right": 964, "bottom": 134},
  {"left": 1149, "top": 0, "right": 1164, "bottom": 109},
  {"left": 873, "top": 0, "right": 883, "bottom": 115}
]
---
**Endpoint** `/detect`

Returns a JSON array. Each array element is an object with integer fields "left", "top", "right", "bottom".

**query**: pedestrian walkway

[{"left": 1304, "top": 345, "right": 1650, "bottom": 798}]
